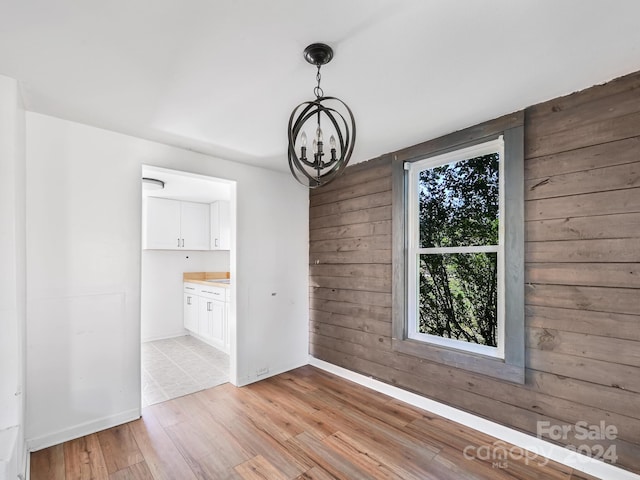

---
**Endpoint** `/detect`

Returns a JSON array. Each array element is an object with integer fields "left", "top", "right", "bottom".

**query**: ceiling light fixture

[
  {"left": 142, "top": 177, "right": 165, "bottom": 190},
  {"left": 287, "top": 43, "right": 356, "bottom": 188}
]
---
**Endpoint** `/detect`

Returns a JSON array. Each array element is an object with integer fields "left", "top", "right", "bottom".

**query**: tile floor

[{"left": 142, "top": 335, "right": 229, "bottom": 406}]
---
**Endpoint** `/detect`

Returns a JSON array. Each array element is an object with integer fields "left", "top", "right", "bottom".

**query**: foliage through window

[{"left": 407, "top": 138, "right": 504, "bottom": 358}]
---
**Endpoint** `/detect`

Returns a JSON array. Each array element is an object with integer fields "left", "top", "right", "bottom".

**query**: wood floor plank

[
  {"left": 97, "top": 423, "right": 144, "bottom": 474},
  {"left": 31, "top": 366, "right": 610, "bottom": 480},
  {"left": 192, "top": 385, "right": 313, "bottom": 479},
  {"left": 145, "top": 397, "right": 192, "bottom": 429},
  {"left": 569, "top": 469, "right": 602, "bottom": 480},
  {"left": 409, "top": 416, "right": 572, "bottom": 479},
  {"left": 404, "top": 416, "right": 495, "bottom": 457},
  {"left": 313, "top": 402, "right": 441, "bottom": 474},
  {"left": 187, "top": 451, "right": 244, "bottom": 480},
  {"left": 203, "top": 398, "right": 311, "bottom": 478},
  {"left": 213, "top": 381, "right": 308, "bottom": 443},
  {"left": 308, "top": 376, "right": 416, "bottom": 430},
  {"left": 196, "top": 384, "right": 312, "bottom": 478},
  {"left": 427, "top": 447, "right": 518, "bottom": 480},
  {"left": 269, "top": 369, "right": 321, "bottom": 394},
  {"left": 246, "top": 379, "right": 320, "bottom": 415},
  {"left": 245, "top": 382, "right": 338, "bottom": 439},
  {"left": 490, "top": 451, "right": 573, "bottom": 480},
  {"left": 286, "top": 431, "right": 376, "bottom": 480},
  {"left": 323, "top": 430, "right": 423, "bottom": 480},
  {"left": 128, "top": 409, "right": 198, "bottom": 480},
  {"left": 164, "top": 415, "right": 253, "bottom": 474},
  {"left": 30, "top": 444, "right": 65, "bottom": 480},
  {"left": 146, "top": 384, "right": 230, "bottom": 428},
  {"left": 63, "top": 433, "right": 109, "bottom": 480},
  {"left": 108, "top": 461, "right": 154, "bottom": 480},
  {"left": 234, "top": 454, "right": 289, "bottom": 480},
  {"left": 294, "top": 466, "right": 338, "bottom": 480}
]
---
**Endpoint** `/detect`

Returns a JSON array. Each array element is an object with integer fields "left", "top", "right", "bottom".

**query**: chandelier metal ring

[
  {"left": 286, "top": 43, "right": 356, "bottom": 188},
  {"left": 288, "top": 96, "right": 356, "bottom": 188}
]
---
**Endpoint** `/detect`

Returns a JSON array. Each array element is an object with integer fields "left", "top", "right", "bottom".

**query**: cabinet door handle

[
  {"left": 177, "top": 237, "right": 180, "bottom": 247},
  {"left": 214, "top": 238, "right": 219, "bottom": 247},
  {"left": 187, "top": 296, "right": 192, "bottom": 305},
  {"left": 181, "top": 238, "right": 184, "bottom": 247},
  {"left": 207, "top": 301, "right": 212, "bottom": 311}
]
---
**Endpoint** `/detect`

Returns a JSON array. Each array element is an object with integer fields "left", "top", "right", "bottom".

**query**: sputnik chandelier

[{"left": 287, "top": 43, "right": 356, "bottom": 188}]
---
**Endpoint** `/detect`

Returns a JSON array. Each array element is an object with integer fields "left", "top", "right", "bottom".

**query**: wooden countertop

[
  {"left": 183, "top": 271, "right": 231, "bottom": 288},
  {"left": 184, "top": 279, "right": 230, "bottom": 288}
]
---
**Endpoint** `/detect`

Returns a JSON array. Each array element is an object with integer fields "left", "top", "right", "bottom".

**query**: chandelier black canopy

[{"left": 287, "top": 43, "right": 356, "bottom": 188}]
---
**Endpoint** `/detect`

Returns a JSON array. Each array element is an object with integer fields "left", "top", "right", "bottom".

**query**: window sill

[{"left": 392, "top": 337, "right": 524, "bottom": 384}]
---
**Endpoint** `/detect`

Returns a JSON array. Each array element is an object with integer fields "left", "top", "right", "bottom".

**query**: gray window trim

[{"left": 391, "top": 112, "right": 525, "bottom": 384}]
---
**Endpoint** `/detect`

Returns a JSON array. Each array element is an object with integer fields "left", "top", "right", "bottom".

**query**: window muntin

[{"left": 406, "top": 137, "right": 505, "bottom": 358}]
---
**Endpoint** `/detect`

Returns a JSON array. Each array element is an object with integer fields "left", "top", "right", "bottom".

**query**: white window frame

[{"left": 405, "top": 137, "right": 505, "bottom": 359}]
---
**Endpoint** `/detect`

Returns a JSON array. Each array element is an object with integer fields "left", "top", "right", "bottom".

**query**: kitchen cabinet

[
  {"left": 210, "top": 200, "right": 230, "bottom": 250},
  {"left": 143, "top": 197, "right": 210, "bottom": 250},
  {"left": 180, "top": 202, "right": 210, "bottom": 250},
  {"left": 144, "top": 197, "right": 181, "bottom": 249},
  {"left": 183, "top": 282, "right": 229, "bottom": 353},
  {"left": 224, "top": 300, "right": 230, "bottom": 348},
  {"left": 198, "top": 296, "right": 225, "bottom": 348},
  {"left": 183, "top": 283, "right": 198, "bottom": 332}
]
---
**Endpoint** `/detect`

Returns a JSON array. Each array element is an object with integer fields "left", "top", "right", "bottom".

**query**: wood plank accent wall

[{"left": 309, "top": 71, "right": 640, "bottom": 474}]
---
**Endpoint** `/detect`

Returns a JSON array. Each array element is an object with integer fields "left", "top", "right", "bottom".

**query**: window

[
  {"left": 391, "top": 113, "right": 524, "bottom": 383},
  {"left": 406, "top": 138, "right": 504, "bottom": 358}
]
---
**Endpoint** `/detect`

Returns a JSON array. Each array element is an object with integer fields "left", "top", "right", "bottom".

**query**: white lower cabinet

[
  {"left": 184, "top": 292, "right": 198, "bottom": 332},
  {"left": 198, "top": 295, "right": 225, "bottom": 349},
  {"left": 183, "top": 283, "right": 229, "bottom": 353}
]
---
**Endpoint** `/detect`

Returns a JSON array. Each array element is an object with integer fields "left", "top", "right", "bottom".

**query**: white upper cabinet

[
  {"left": 180, "top": 202, "right": 210, "bottom": 250},
  {"left": 143, "top": 197, "right": 181, "bottom": 249},
  {"left": 210, "top": 200, "right": 231, "bottom": 250},
  {"left": 143, "top": 197, "right": 210, "bottom": 250}
]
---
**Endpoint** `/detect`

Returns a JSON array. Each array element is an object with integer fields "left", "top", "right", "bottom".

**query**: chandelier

[{"left": 287, "top": 43, "right": 356, "bottom": 188}]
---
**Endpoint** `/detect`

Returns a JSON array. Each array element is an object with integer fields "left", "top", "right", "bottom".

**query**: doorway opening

[{"left": 140, "top": 165, "right": 236, "bottom": 407}]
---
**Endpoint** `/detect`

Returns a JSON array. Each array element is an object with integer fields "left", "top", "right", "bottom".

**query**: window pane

[
  {"left": 418, "top": 153, "right": 499, "bottom": 248},
  {"left": 418, "top": 252, "right": 497, "bottom": 347}
]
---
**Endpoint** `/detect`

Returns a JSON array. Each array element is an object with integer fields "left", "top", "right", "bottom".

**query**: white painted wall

[
  {"left": 25, "top": 113, "right": 309, "bottom": 449},
  {"left": 141, "top": 249, "right": 230, "bottom": 341},
  {"left": 0, "top": 75, "right": 26, "bottom": 480}
]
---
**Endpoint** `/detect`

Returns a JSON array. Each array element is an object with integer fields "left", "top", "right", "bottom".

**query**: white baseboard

[
  {"left": 141, "top": 331, "right": 187, "bottom": 343},
  {"left": 236, "top": 359, "right": 308, "bottom": 387},
  {"left": 26, "top": 408, "right": 140, "bottom": 453},
  {"left": 309, "top": 356, "right": 640, "bottom": 480},
  {"left": 187, "top": 331, "right": 229, "bottom": 355}
]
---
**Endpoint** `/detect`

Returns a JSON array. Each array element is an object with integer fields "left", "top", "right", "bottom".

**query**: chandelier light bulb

[
  {"left": 316, "top": 127, "right": 323, "bottom": 143},
  {"left": 330, "top": 135, "right": 336, "bottom": 150},
  {"left": 312, "top": 139, "right": 318, "bottom": 154},
  {"left": 300, "top": 131, "right": 307, "bottom": 147}
]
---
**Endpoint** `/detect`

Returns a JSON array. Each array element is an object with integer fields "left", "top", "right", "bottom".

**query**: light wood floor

[{"left": 31, "top": 366, "right": 598, "bottom": 480}]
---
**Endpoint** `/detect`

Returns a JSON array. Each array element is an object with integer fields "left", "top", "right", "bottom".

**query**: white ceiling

[
  {"left": 2, "top": 1, "right": 640, "bottom": 172},
  {"left": 142, "top": 165, "right": 231, "bottom": 204}
]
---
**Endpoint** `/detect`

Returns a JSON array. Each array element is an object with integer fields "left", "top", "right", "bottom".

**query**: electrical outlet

[{"left": 256, "top": 366, "right": 269, "bottom": 377}]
